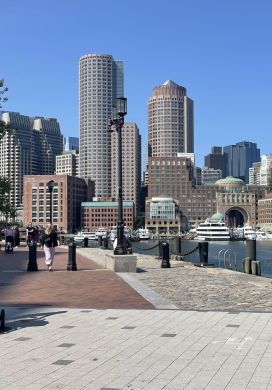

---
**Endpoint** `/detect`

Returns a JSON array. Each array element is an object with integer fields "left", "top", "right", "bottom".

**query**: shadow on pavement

[{"left": 4, "top": 309, "right": 67, "bottom": 333}]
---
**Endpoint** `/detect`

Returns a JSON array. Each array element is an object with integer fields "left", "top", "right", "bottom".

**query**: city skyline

[{"left": 1, "top": 0, "right": 272, "bottom": 166}]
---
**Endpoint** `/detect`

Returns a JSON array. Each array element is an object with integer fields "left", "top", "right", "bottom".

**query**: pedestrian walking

[
  {"left": 4, "top": 225, "right": 15, "bottom": 253},
  {"left": 40, "top": 223, "right": 58, "bottom": 271}
]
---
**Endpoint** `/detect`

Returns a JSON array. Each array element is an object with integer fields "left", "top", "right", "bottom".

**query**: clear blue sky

[{"left": 1, "top": 0, "right": 272, "bottom": 166}]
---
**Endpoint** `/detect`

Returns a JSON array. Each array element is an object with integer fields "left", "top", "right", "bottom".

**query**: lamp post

[
  {"left": 46, "top": 180, "right": 55, "bottom": 225},
  {"left": 109, "top": 97, "right": 127, "bottom": 255}
]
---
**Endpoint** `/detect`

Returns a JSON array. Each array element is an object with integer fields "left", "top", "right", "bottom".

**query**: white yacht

[
  {"left": 109, "top": 226, "right": 130, "bottom": 241},
  {"left": 244, "top": 226, "right": 256, "bottom": 240},
  {"left": 195, "top": 213, "right": 230, "bottom": 241},
  {"left": 137, "top": 228, "right": 151, "bottom": 240},
  {"left": 95, "top": 227, "right": 108, "bottom": 240},
  {"left": 74, "top": 231, "right": 96, "bottom": 241},
  {"left": 255, "top": 230, "right": 267, "bottom": 240}
]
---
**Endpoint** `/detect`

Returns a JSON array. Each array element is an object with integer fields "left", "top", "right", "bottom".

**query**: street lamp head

[{"left": 116, "top": 97, "right": 127, "bottom": 118}]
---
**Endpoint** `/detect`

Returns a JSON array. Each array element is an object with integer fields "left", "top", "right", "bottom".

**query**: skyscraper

[
  {"left": 148, "top": 80, "right": 194, "bottom": 157},
  {"left": 0, "top": 111, "right": 63, "bottom": 216},
  {"left": 249, "top": 161, "right": 261, "bottom": 185},
  {"left": 204, "top": 146, "right": 226, "bottom": 177},
  {"left": 79, "top": 53, "right": 124, "bottom": 198},
  {"left": 64, "top": 136, "right": 79, "bottom": 152},
  {"left": 111, "top": 122, "right": 141, "bottom": 215},
  {"left": 260, "top": 154, "right": 272, "bottom": 186},
  {"left": 223, "top": 141, "right": 260, "bottom": 183}
]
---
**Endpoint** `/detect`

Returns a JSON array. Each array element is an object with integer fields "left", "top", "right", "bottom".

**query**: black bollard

[
  {"left": 67, "top": 242, "right": 77, "bottom": 271},
  {"left": 246, "top": 239, "right": 256, "bottom": 261},
  {"left": 27, "top": 242, "right": 38, "bottom": 271},
  {"left": 83, "top": 237, "right": 88, "bottom": 248},
  {"left": 161, "top": 242, "right": 170, "bottom": 268},
  {"left": 97, "top": 236, "right": 102, "bottom": 248},
  {"left": 0, "top": 309, "right": 5, "bottom": 332},
  {"left": 173, "top": 237, "right": 181, "bottom": 255},
  {"left": 198, "top": 242, "right": 209, "bottom": 265}
]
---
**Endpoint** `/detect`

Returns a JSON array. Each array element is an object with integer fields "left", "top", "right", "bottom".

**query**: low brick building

[
  {"left": 23, "top": 175, "right": 94, "bottom": 232},
  {"left": 81, "top": 201, "right": 134, "bottom": 231}
]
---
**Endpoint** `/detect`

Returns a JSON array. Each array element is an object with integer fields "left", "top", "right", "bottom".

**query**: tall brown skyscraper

[
  {"left": 111, "top": 122, "right": 141, "bottom": 215},
  {"left": 148, "top": 80, "right": 194, "bottom": 157}
]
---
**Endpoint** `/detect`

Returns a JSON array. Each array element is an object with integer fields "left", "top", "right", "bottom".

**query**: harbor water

[{"left": 130, "top": 239, "right": 272, "bottom": 278}]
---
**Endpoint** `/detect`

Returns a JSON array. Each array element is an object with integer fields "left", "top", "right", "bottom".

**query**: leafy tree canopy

[
  {"left": 0, "top": 79, "right": 15, "bottom": 220},
  {"left": 0, "top": 79, "right": 12, "bottom": 140}
]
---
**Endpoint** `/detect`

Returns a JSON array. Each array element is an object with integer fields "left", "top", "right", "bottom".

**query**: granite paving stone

[{"left": 133, "top": 252, "right": 272, "bottom": 312}]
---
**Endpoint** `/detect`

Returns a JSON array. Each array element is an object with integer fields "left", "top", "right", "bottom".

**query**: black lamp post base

[{"left": 114, "top": 245, "right": 127, "bottom": 255}]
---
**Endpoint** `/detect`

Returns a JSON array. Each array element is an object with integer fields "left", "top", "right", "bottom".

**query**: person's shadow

[{"left": 3, "top": 310, "right": 67, "bottom": 333}]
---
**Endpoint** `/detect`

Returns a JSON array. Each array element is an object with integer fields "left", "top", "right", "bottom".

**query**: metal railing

[{"left": 218, "top": 249, "right": 237, "bottom": 271}]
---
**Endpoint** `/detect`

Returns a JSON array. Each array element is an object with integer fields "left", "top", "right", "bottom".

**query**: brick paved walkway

[{"left": 0, "top": 245, "right": 154, "bottom": 309}]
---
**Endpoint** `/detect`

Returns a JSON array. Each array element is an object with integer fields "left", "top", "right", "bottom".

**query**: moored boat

[
  {"left": 137, "top": 228, "right": 151, "bottom": 240},
  {"left": 74, "top": 231, "right": 96, "bottom": 241},
  {"left": 256, "top": 230, "right": 269, "bottom": 240},
  {"left": 195, "top": 213, "right": 230, "bottom": 241},
  {"left": 109, "top": 226, "right": 131, "bottom": 241},
  {"left": 95, "top": 227, "right": 108, "bottom": 240},
  {"left": 234, "top": 226, "right": 256, "bottom": 240}
]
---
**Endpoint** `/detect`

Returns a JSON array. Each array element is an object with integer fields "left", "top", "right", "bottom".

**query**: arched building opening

[{"left": 225, "top": 207, "right": 248, "bottom": 228}]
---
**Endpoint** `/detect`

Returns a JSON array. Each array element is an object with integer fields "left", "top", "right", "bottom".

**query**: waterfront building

[
  {"left": 64, "top": 136, "right": 79, "bottom": 152},
  {"left": 258, "top": 193, "right": 272, "bottom": 231},
  {"left": 23, "top": 175, "right": 94, "bottom": 232},
  {"left": 0, "top": 112, "right": 63, "bottom": 220},
  {"left": 79, "top": 53, "right": 124, "bottom": 198},
  {"left": 81, "top": 200, "right": 134, "bottom": 231},
  {"left": 223, "top": 141, "right": 260, "bottom": 183},
  {"left": 204, "top": 146, "right": 226, "bottom": 177},
  {"left": 145, "top": 197, "right": 180, "bottom": 235},
  {"left": 148, "top": 80, "right": 194, "bottom": 158},
  {"left": 202, "top": 167, "right": 222, "bottom": 185},
  {"left": 249, "top": 161, "right": 261, "bottom": 185},
  {"left": 148, "top": 156, "right": 218, "bottom": 226},
  {"left": 111, "top": 122, "right": 141, "bottom": 216},
  {"left": 148, "top": 157, "right": 266, "bottom": 228},
  {"left": 215, "top": 177, "right": 266, "bottom": 228},
  {"left": 55, "top": 151, "right": 79, "bottom": 176}
]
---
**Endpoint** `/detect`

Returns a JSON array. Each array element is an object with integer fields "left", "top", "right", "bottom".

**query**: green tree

[
  {"left": 0, "top": 79, "right": 16, "bottom": 221},
  {"left": 0, "top": 79, "right": 13, "bottom": 139},
  {"left": 0, "top": 177, "right": 11, "bottom": 217}
]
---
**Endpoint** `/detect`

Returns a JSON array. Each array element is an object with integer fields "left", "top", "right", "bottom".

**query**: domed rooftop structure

[
  {"left": 215, "top": 176, "right": 245, "bottom": 192},
  {"left": 215, "top": 176, "right": 245, "bottom": 185},
  {"left": 210, "top": 212, "right": 224, "bottom": 221}
]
